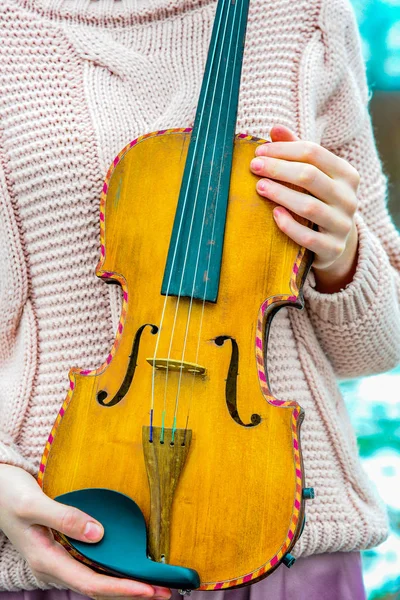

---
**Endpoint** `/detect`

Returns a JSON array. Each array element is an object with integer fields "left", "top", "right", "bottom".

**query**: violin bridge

[
  {"left": 142, "top": 426, "right": 192, "bottom": 563},
  {"left": 146, "top": 358, "right": 206, "bottom": 375}
]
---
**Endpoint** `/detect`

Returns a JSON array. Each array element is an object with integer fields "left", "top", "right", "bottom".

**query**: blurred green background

[{"left": 344, "top": 1, "right": 399, "bottom": 597}]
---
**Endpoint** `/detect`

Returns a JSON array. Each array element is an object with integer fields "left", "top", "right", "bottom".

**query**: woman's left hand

[{"left": 250, "top": 124, "right": 360, "bottom": 294}]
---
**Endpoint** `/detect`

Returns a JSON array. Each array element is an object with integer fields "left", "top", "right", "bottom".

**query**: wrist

[{"left": 313, "top": 222, "right": 359, "bottom": 294}]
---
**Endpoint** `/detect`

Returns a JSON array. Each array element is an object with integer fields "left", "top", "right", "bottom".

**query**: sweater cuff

[{"left": 303, "top": 213, "right": 384, "bottom": 327}]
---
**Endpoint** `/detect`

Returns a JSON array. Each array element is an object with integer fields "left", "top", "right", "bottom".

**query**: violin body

[{"left": 39, "top": 128, "right": 312, "bottom": 590}]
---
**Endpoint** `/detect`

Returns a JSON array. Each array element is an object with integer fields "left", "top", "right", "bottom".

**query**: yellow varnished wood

[{"left": 43, "top": 132, "right": 305, "bottom": 586}]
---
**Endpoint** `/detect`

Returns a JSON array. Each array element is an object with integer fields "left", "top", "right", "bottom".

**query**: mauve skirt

[{"left": 0, "top": 552, "right": 366, "bottom": 600}]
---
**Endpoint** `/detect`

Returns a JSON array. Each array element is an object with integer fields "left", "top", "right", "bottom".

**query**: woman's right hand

[{"left": 0, "top": 465, "right": 171, "bottom": 600}]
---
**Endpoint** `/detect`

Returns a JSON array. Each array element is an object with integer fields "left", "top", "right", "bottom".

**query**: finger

[
  {"left": 250, "top": 155, "right": 349, "bottom": 209},
  {"left": 273, "top": 207, "right": 342, "bottom": 268},
  {"left": 270, "top": 124, "right": 299, "bottom": 142},
  {"left": 256, "top": 178, "right": 349, "bottom": 235},
  {"left": 25, "top": 491, "right": 104, "bottom": 543},
  {"left": 255, "top": 140, "right": 360, "bottom": 185},
  {"left": 33, "top": 540, "right": 164, "bottom": 599}
]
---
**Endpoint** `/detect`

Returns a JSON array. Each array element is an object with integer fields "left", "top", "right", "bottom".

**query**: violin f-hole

[
  {"left": 97, "top": 323, "right": 158, "bottom": 407},
  {"left": 214, "top": 335, "right": 261, "bottom": 428}
]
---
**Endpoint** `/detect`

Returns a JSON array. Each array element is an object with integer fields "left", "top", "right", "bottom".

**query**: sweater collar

[{"left": 18, "top": 0, "right": 214, "bottom": 25}]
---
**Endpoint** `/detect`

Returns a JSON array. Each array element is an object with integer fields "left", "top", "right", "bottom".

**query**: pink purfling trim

[{"left": 39, "top": 129, "right": 305, "bottom": 592}]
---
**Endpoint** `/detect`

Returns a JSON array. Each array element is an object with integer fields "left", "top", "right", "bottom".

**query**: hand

[
  {"left": 250, "top": 125, "right": 360, "bottom": 294},
  {"left": 0, "top": 465, "right": 171, "bottom": 600}
]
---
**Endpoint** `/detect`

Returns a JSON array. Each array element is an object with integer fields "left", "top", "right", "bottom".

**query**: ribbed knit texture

[{"left": 0, "top": 0, "right": 399, "bottom": 590}]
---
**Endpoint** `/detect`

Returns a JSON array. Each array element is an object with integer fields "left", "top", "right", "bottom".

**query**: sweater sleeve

[
  {"left": 301, "top": 0, "right": 400, "bottom": 379},
  {"left": 0, "top": 148, "right": 37, "bottom": 476}
]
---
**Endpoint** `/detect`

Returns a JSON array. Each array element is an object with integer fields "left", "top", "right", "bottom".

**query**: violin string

[
  {"left": 150, "top": 0, "right": 228, "bottom": 439},
  {"left": 159, "top": 0, "right": 230, "bottom": 435},
  {"left": 183, "top": 7, "right": 246, "bottom": 431},
  {"left": 166, "top": 0, "right": 234, "bottom": 441},
  {"left": 184, "top": 0, "right": 244, "bottom": 430},
  {"left": 174, "top": 0, "right": 242, "bottom": 432}
]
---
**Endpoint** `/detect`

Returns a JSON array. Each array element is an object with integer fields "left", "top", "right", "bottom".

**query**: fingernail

[
  {"left": 257, "top": 180, "right": 267, "bottom": 192},
  {"left": 255, "top": 143, "right": 270, "bottom": 156},
  {"left": 84, "top": 521, "right": 103, "bottom": 540},
  {"left": 273, "top": 208, "right": 283, "bottom": 220},
  {"left": 250, "top": 158, "right": 263, "bottom": 172}
]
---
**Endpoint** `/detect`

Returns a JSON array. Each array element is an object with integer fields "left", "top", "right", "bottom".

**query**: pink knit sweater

[{"left": 0, "top": 0, "right": 399, "bottom": 591}]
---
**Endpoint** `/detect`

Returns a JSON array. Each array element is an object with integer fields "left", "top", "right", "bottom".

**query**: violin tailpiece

[{"left": 142, "top": 426, "right": 193, "bottom": 563}]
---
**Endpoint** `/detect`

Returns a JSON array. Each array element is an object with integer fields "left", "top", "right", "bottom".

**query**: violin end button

[
  {"left": 282, "top": 553, "right": 296, "bottom": 568},
  {"left": 302, "top": 487, "right": 315, "bottom": 500}
]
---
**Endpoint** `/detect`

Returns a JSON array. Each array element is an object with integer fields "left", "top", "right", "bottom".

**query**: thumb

[
  {"left": 32, "top": 491, "right": 104, "bottom": 543},
  {"left": 270, "top": 124, "right": 300, "bottom": 142}
]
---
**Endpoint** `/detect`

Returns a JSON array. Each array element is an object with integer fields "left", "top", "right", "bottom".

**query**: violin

[{"left": 39, "top": 0, "right": 314, "bottom": 592}]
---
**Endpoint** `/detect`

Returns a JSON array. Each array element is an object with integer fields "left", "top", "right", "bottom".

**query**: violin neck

[
  {"left": 162, "top": 0, "right": 251, "bottom": 303},
  {"left": 191, "top": 0, "right": 250, "bottom": 146}
]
